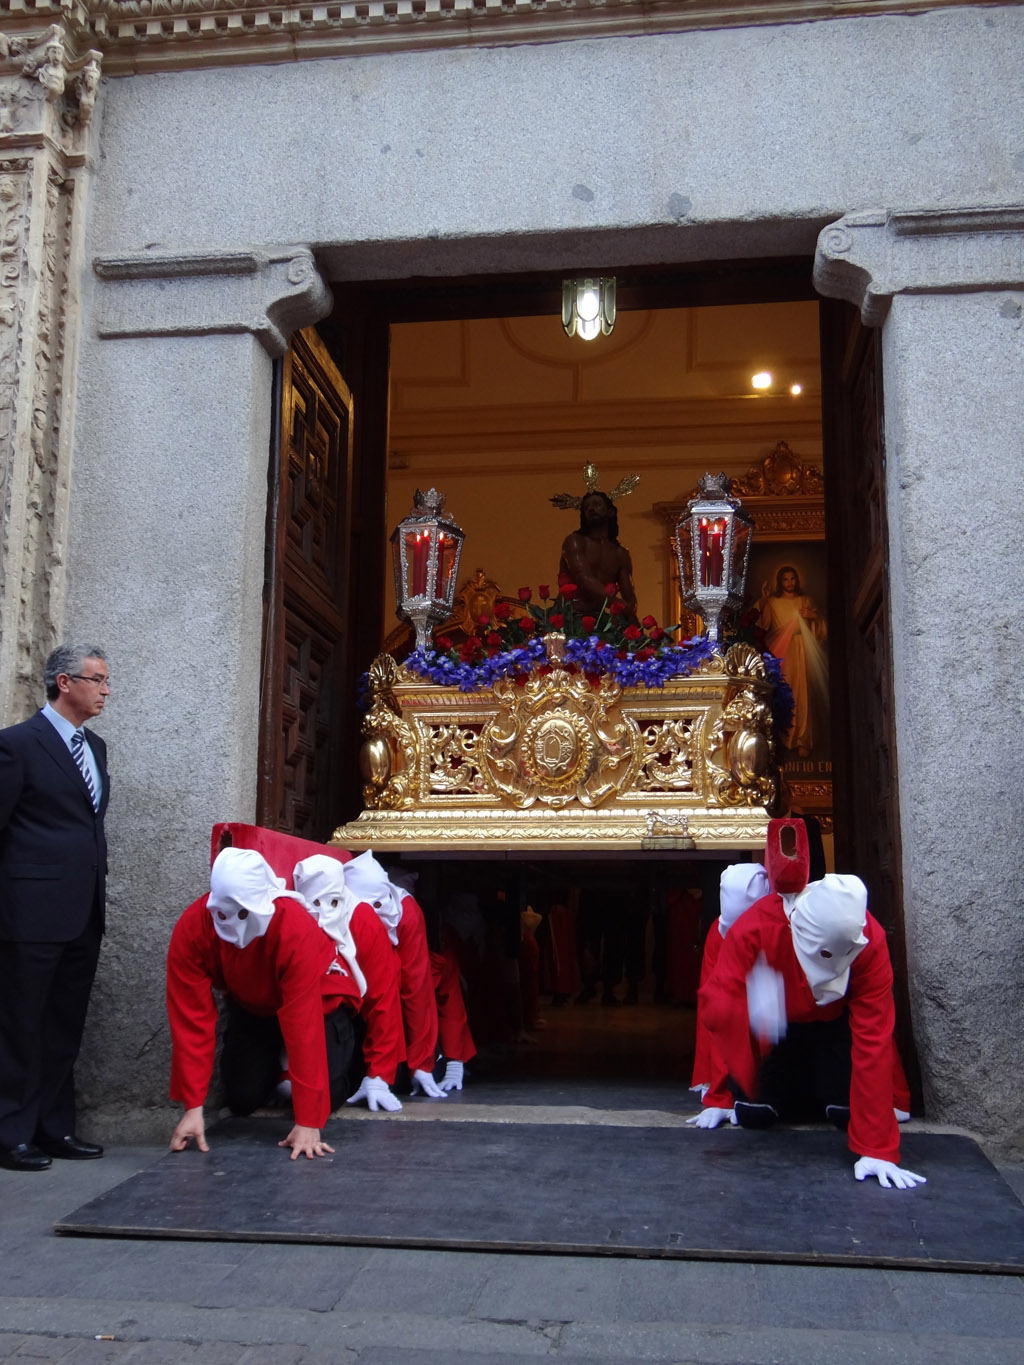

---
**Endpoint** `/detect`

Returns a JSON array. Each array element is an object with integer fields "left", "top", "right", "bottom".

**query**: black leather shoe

[
  {"left": 734, "top": 1101, "right": 779, "bottom": 1130},
  {"left": 0, "top": 1143, "right": 52, "bottom": 1172},
  {"left": 36, "top": 1134, "right": 104, "bottom": 1160}
]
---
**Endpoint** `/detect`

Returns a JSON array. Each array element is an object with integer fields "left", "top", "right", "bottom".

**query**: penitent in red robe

[
  {"left": 392, "top": 892, "right": 476, "bottom": 1070},
  {"left": 167, "top": 895, "right": 351, "bottom": 1129},
  {"left": 699, "top": 894, "right": 901, "bottom": 1164}
]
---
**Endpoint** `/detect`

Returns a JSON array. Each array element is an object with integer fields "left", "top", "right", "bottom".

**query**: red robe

[
  {"left": 691, "top": 924, "right": 724, "bottom": 1094},
  {"left": 430, "top": 943, "right": 476, "bottom": 1063},
  {"left": 393, "top": 894, "right": 439, "bottom": 1073},
  {"left": 700, "top": 894, "right": 901, "bottom": 1163},
  {"left": 348, "top": 900, "right": 405, "bottom": 1084},
  {"left": 167, "top": 895, "right": 351, "bottom": 1128}
]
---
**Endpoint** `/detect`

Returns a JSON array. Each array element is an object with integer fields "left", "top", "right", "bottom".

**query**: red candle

[
  {"left": 411, "top": 530, "right": 429, "bottom": 596},
  {"left": 433, "top": 531, "right": 446, "bottom": 597},
  {"left": 699, "top": 517, "right": 709, "bottom": 587},
  {"left": 709, "top": 519, "right": 724, "bottom": 587}
]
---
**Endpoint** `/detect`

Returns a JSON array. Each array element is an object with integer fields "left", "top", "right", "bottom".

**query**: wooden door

[
  {"left": 258, "top": 327, "right": 354, "bottom": 839},
  {"left": 819, "top": 299, "right": 920, "bottom": 1103}
]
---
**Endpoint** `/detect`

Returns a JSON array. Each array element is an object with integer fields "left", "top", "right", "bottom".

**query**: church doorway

[{"left": 257, "top": 258, "right": 916, "bottom": 1096}]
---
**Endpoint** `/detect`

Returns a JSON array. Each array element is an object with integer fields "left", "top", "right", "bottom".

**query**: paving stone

[{"left": 335, "top": 1249, "right": 493, "bottom": 1315}]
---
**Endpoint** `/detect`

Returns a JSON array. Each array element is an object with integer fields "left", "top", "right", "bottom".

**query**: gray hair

[{"left": 44, "top": 643, "right": 108, "bottom": 700}]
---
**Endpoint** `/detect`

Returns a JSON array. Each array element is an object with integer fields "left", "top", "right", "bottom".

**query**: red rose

[
  {"left": 487, "top": 632, "right": 502, "bottom": 647},
  {"left": 608, "top": 601, "right": 626, "bottom": 616},
  {"left": 582, "top": 616, "right": 596, "bottom": 633},
  {"left": 565, "top": 662, "right": 578, "bottom": 675},
  {"left": 636, "top": 646, "right": 655, "bottom": 661},
  {"left": 435, "top": 635, "right": 452, "bottom": 651},
  {"left": 649, "top": 626, "right": 665, "bottom": 642},
  {"left": 585, "top": 672, "right": 602, "bottom": 687},
  {"left": 476, "top": 613, "right": 491, "bottom": 626},
  {"left": 549, "top": 612, "right": 565, "bottom": 629},
  {"left": 519, "top": 617, "right": 536, "bottom": 632},
  {"left": 624, "top": 624, "right": 643, "bottom": 641},
  {"left": 616, "top": 649, "right": 627, "bottom": 659},
  {"left": 494, "top": 602, "right": 511, "bottom": 620},
  {"left": 539, "top": 583, "right": 551, "bottom": 597},
  {"left": 518, "top": 587, "right": 532, "bottom": 602},
  {"left": 538, "top": 665, "right": 553, "bottom": 677},
  {"left": 560, "top": 583, "right": 578, "bottom": 598},
  {"left": 641, "top": 615, "right": 658, "bottom": 630},
  {"left": 513, "top": 674, "right": 528, "bottom": 688},
  {"left": 556, "top": 573, "right": 569, "bottom": 587},
  {"left": 604, "top": 582, "right": 618, "bottom": 598}
]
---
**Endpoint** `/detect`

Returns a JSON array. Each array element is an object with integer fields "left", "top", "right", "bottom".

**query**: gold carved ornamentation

[{"left": 337, "top": 641, "right": 780, "bottom": 853}]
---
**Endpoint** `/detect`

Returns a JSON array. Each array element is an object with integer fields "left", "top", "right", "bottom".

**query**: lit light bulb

[
  {"left": 790, "top": 383, "right": 803, "bottom": 396},
  {"left": 751, "top": 371, "right": 772, "bottom": 390},
  {"left": 577, "top": 287, "right": 601, "bottom": 322}
]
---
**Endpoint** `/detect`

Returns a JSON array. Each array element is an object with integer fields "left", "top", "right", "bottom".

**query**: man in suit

[{"left": 0, "top": 643, "right": 111, "bottom": 1171}]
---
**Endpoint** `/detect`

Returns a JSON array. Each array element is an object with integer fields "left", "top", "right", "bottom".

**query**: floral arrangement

[{"left": 406, "top": 575, "right": 719, "bottom": 692}]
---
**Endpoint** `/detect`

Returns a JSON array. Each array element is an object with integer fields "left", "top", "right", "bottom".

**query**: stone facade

[{"left": 1, "top": 0, "right": 1022, "bottom": 1149}]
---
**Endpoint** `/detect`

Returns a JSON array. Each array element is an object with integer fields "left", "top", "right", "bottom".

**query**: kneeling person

[
  {"left": 699, "top": 873, "right": 926, "bottom": 1190},
  {"left": 166, "top": 848, "right": 358, "bottom": 1159}
]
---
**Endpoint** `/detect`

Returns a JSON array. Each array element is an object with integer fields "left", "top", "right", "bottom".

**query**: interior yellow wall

[{"left": 384, "top": 301, "right": 822, "bottom": 635}]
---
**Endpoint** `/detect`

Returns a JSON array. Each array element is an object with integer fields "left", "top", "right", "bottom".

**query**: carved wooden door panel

[
  {"left": 258, "top": 327, "right": 354, "bottom": 840},
  {"left": 820, "top": 299, "right": 920, "bottom": 1100}
]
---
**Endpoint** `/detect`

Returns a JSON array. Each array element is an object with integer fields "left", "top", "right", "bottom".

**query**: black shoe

[
  {"left": 825, "top": 1104, "right": 851, "bottom": 1132},
  {"left": 733, "top": 1101, "right": 779, "bottom": 1130},
  {"left": 0, "top": 1143, "right": 52, "bottom": 1172},
  {"left": 36, "top": 1134, "right": 104, "bottom": 1160}
]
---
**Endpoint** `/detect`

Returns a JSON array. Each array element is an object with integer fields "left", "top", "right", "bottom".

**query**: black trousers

[
  {"left": 220, "top": 1001, "right": 361, "bottom": 1117},
  {"left": 737, "top": 1014, "right": 853, "bottom": 1119},
  {"left": 0, "top": 912, "right": 102, "bottom": 1147}
]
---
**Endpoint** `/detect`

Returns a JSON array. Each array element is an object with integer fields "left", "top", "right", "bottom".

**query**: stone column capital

[
  {"left": 813, "top": 206, "right": 1024, "bottom": 326},
  {"left": 92, "top": 246, "right": 332, "bottom": 357}
]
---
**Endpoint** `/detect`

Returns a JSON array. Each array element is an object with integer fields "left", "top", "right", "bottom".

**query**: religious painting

[{"left": 654, "top": 443, "right": 831, "bottom": 827}]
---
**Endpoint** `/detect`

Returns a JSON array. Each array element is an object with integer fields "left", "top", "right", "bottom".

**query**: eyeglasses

[{"left": 69, "top": 674, "right": 110, "bottom": 687}]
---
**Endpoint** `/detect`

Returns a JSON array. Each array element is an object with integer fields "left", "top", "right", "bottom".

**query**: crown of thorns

[{"left": 550, "top": 463, "right": 641, "bottom": 511}]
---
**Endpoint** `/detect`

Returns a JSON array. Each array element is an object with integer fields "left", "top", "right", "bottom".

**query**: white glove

[
  {"left": 438, "top": 1060, "right": 464, "bottom": 1092},
  {"left": 746, "top": 952, "right": 787, "bottom": 1044},
  {"left": 410, "top": 1068, "right": 447, "bottom": 1099},
  {"left": 853, "top": 1156, "right": 927, "bottom": 1189},
  {"left": 686, "top": 1106, "right": 737, "bottom": 1129},
  {"left": 689, "top": 1083, "right": 710, "bottom": 1098},
  {"left": 346, "top": 1075, "right": 403, "bottom": 1112},
  {"left": 894, "top": 1107, "right": 911, "bottom": 1123}
]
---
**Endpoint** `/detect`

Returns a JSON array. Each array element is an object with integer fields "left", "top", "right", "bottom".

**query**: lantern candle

[
  {"left": 411, "top": 531, "right": 429, "bottom": 597},
  {"left": 433, "top": 531, "right": 447, "bottom": 597},
  {"left": 699, "top": 517, "right": 710, "bottom": 587},
  {"left": 709, "top": 519, "right": 725, "bottom": 587}
]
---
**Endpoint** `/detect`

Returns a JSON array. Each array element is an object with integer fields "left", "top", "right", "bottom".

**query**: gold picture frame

[{"left": 654, "top": 443, "right": 832, "bottom": 828}]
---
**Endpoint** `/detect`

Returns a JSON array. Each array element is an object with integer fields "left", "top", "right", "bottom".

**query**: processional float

[{"left": 332, "top": 473, "right": 788, "bottom": 854}]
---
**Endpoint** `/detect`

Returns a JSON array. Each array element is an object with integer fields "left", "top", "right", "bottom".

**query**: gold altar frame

[{"left": 653, "top": 444, "right": 832, "bottom": 828}]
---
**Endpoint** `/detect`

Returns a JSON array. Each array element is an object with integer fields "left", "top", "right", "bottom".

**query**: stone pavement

[{"left": 2, "top": 1138, "right": 1024, "bottom": 1365}]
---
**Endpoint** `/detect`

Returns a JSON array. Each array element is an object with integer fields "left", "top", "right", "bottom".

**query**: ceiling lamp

[{"left": 562, "top": 277, "right": 616, "bottom": 341}]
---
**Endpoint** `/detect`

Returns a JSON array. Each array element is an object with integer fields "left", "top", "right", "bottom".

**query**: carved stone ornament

[
  {"left": 0, "top": 1, "right": 976, "bottom": 77},
  {"left": 814, "top": 207, "right": 1024, "bottom": 326},
  {"left": 92, "top": 246, "right": 332, "bottom": 356},
  {"left": 336, "top": 640, "right": 780, "bottom": 852},
  {"left": 0, "top": 12, "right": 101, "bottom": 723}
]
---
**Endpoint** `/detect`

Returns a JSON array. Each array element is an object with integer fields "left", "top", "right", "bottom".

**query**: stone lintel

[
  {"left": 813, "top": 206, "right": 1024, "bottom": 326},
  {"left": 91, "top": 245, "right": 332, "bottom": 356}
]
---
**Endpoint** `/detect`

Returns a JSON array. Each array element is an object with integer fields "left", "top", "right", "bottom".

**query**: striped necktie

[{"left": 70, "top": 730, "right": 99, "bottom": 811}]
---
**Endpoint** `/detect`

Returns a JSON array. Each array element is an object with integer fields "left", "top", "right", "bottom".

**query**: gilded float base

[{"left": 332, "top": 806, "right": 770, "bottom": 855}]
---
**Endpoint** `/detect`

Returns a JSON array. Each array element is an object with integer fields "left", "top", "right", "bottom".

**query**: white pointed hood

[
  {"left": 207, "top": 847, "right": 284, "bottom": 949},
  {"left": 788, "top": 873, "right": 869, "bottom": 1004},
  {"left": 344, "top": 849, "right": 404, "bottom": 946},
  {"left": 291, "top": 855, "right": 367, "bottom": 997},
  {"left": 718, "top": 862, "right": 770, "bottom": 938}
]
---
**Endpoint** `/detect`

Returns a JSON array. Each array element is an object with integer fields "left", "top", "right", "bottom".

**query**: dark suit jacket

[{"left": 0, "top": 710, "right": 109, "bottom": 942}]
